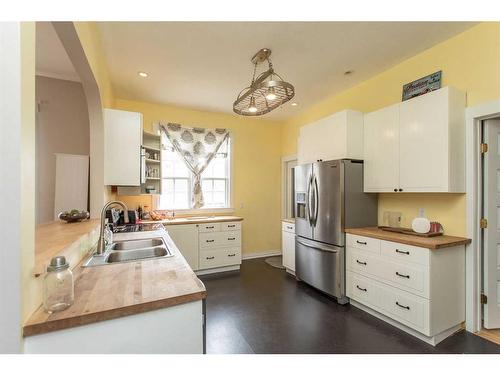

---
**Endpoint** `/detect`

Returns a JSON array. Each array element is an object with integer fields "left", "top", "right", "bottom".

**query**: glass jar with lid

[{"left": 43, "top": 256, "right": 74, "bottom": 313}]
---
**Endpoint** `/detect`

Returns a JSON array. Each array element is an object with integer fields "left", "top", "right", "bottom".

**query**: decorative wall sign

[{"left": 402, "top": 71, "right": 442, "bottom": 101}]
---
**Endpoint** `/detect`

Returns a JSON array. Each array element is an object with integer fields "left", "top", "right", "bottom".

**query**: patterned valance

[{"left": 160, "top": 122, "right": 229, "bottom": 209}]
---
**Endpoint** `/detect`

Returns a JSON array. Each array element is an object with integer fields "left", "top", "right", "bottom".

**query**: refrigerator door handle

[
  {"left": 313, "top": 174, "right": 319, "bottom": 226},
  {"left": 307, "top": 175, "right": 314, "bottom": 225},
  {"left": 296, "top": 237, "right": 340, "bottom": 253}
]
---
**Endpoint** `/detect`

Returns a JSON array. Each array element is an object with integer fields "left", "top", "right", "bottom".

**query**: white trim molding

[
  {"left": 465, "top": 99, "right": 500, "bottom": 333},
  {"left": 242, "top": 249, "right": 282, "bottom": 260}
]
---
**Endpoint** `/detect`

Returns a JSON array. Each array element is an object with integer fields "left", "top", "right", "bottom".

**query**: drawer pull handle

[
  {"left": 396, "top": 301, "right": 410, "bottom": 310},
  {"left": 356, "top": 260, "right": 367, "bottom": 266},
  {"left": 206, "top": 226, "right": 214, "bottom": 229},
  {"left": 206, "top": 256, "right": 215, "bottom": 260},
  {"left": 228, "top": 254, "right": 236, "bottom": 257},
  {"left": 396, "top": 271, "right": 410, "bottom": 279},
  {"left": 287, "top": 226, "right": 293, "bottom": 230},
  {"left": 356, "top": 285, "right": 367, "bottom": 292},
  {"left": 395, "top": 249, "right": 410, "bottom": 255},
  {"left": 228, "top": 225, "right": 236, "bottom": 228},
  {"left": 206, "top": 239, "right": 215, "bottom": 243},
  {"left": 228, "top": 237, "right": 236, "bottom": 240},
  {"left": 356, "top": 240, "right": 367, "bottom": 245}
]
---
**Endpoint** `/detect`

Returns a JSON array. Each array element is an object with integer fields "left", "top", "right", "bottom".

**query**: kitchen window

[{"left": 159, "top": 134, "right": 231, "bottom": 210}]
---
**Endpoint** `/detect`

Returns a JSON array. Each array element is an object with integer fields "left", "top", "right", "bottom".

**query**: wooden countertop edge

[
  {"left": 344, "top": 227, "right": 471, "bottom": 249},
  {"left": 23, "top": 290, "right": 207, "bottom": 337},
  {"left": 146, "top": 216, "right": 243, "bottom": 225}
]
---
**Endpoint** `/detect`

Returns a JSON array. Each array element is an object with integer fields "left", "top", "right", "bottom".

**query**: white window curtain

[{"left": 160, "top": 122, "right": 229, "bottom": 209}]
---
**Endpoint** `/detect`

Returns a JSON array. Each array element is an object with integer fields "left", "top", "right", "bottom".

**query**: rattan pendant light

[{"left": 233, "top": 48, "right": 295, "bottom": 116}]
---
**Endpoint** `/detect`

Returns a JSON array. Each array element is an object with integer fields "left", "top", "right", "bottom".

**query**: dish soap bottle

[{"left": 411, "top": 208, "right": 431, "bottom": 234}]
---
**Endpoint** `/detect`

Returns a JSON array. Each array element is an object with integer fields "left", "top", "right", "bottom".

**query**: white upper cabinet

[
  {"left": 363, "top": 104, "right": 400, "bottom": 192},
  {"left": 363, "top": 87, "right": 465, "bottom": 193},
  {"left": 104, "top": 108, "right": 143, "bottom": 186},
  {"left": 297, "top": 110, "right": 364, "bottom": 165}
]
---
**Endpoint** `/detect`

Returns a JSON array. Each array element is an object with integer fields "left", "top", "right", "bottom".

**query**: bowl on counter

[{"left": 58, "top": 210, "right": 90, "bottom": 223}]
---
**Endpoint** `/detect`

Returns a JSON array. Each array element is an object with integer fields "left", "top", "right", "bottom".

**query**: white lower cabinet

[
  {"left": 166, "top": 224, "right": 199, "bottom": 271},
  {"left": 282, "top": 221, "right": 295, "bottom": 273},
  {"left": 346, "top": 234, "right": 465, "bottom": 346},
  {"left": 167, "top": 220, "right": 242, "bottom": 273}
]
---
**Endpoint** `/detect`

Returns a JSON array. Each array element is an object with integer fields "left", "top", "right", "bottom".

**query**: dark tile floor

[{"left": 199, "top": 258, "right": 500, "bottom": 354}]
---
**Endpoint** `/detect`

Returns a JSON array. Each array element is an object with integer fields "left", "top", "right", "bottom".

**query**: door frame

[
  {"left": 465, "top": 99, "right": 500, "bottom": 332},
  {"left": 281, "top": 154, "right": 297, "bottom": 220}
]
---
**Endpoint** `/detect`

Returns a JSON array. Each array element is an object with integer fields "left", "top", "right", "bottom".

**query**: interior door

[
  {"left": 483, "top": 118, "right": 500, "bottom": 328},
  {"left": 312, "top": 160, "right": 342, "bottom": 246},
  {"left": 294, "top": 164, "right": 313, "bottom": 240}
]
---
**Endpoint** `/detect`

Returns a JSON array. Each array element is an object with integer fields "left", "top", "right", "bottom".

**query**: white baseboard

[
  {"left": 350, "top": 300, "right": 463, "bottom": 346},
  {"left": 242, "top": 249, "right": 281, "bottom": 260}
]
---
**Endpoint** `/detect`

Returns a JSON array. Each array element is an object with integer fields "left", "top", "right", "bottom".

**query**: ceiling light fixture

[
  {"left": 138, "top": 71, "right": 149, "bottom": 78},
  {"left": 233, "top": 48, "right": 295, "bottom": 116},
  {"left": 291, "top": 102, "right": 298, "bottom": 106}
]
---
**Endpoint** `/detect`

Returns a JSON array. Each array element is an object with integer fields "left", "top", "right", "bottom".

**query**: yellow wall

[
  {"left": 73, "top": 22, "right": 115, "bottom": 107},
  {"left": 282, "top": 22, "right": 500, "bottom": 236},
  {"left": 114, "top": 99, "right": 284, "bottom": 254}
]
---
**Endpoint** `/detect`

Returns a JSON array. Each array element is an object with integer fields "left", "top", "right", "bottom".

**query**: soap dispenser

[{"left": 411, "top": 208, "right": 431, "bottom": 234}]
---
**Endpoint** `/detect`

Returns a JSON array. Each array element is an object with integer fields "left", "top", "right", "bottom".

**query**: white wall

[
  {"left": 0, "top": 22, "right": 33, "bottom": 354},
  {"left": 35, "top": 76, "right": 90, "bottom": 224}
]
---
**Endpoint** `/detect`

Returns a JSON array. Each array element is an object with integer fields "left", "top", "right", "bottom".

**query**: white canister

[{"left": 411, "top": 208, "right": 431, "bottom": 234}]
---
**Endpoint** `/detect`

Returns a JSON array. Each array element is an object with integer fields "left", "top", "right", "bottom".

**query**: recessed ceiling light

[
  {"left": 138, "top": 71, "right": 149, "bottom": 78},
  {"left": 344, "top": 70, "right": 354, "bottom": 75},
  {"left": 291, "top": 102, "right": 298, "bottom": 106}
]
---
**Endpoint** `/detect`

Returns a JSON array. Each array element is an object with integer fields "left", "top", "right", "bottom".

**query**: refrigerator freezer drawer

[{"left": 295, "top": 237, "right": 345, "bottom": 300}]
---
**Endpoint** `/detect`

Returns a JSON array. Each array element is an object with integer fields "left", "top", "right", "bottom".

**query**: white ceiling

[
  {"left": 36, "top": 22, "right": 80, "bottom": 82},
  {"left": 97, "top": 22, "right": 475, "bottom": 120}
]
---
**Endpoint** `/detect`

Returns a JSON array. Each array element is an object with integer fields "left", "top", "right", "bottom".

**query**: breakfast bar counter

[{"left": 24, "top": 228, "right": 206, "bottom": 340}]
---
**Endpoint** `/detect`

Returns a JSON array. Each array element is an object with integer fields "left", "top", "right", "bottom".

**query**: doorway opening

[
  {"left": 477, "top": 117, "right": 500, "bottom": 344},
  {"left": 465, "top": 100, "right": 500, "bottom": 345}
]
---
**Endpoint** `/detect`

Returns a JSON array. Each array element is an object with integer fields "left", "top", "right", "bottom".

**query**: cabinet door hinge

[
  {"left": 481, "top": 293, "right": 488, "bottom": 304},
  {"left": 481, "top": 143, "right": 488, "bottom": 153},
  {"left": 480, "top": 218, "right": 488, "bottom": 229}
]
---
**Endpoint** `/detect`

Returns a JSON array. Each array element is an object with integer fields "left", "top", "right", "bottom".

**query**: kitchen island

[{"left": 24, "top": 226, "right": 206, "bottom": 354}]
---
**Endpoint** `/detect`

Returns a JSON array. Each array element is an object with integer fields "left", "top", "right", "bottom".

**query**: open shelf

[{"left": 146, "top": 158, "right": 160, "bottom": 163}]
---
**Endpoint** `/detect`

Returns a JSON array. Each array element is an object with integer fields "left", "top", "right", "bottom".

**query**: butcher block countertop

[
  {"left": 143, "top": 215, "right": 243, "bottom": 225},
  {"left": 345, "top": 227, "right": 471, "bottom": 250},
  {"left": 24, "top": 228, "right": 206, "bottom": 337},
  {"left": 34, "top": 219, "right": 101, "bottom": 276}
]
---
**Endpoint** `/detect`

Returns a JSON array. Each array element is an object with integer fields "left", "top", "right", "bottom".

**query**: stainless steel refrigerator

[{"left": 294, "top": 159, "right": 377, "bottom": 304}]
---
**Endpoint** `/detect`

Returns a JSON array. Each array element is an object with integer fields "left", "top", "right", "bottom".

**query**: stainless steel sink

[
  {"left": 111, "top": 238, "right": 164, "bottom": 250},
  {"left": 107, "top": 246, "right": 169, "bottom": 263},
  {"left": 83, "top": 237, "right": 173, "bottom": 267}
]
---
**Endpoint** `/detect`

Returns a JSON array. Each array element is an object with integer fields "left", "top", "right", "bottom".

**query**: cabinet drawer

[
  {"left": 199, "top": 248, "right": 241, "bottom": 269},
  {"left": 219, "top": 231, "right": 241, "bottom": 247},
  {"left": 347, "top": 271, "right": 381, "bottom": 307},
  {"left": 347, "top": 248, "right": 379, "bottom": 278},
  {"left": 198, "top": 223, "right": 221, "bottom": 232},
  {"left": 282, "top": 222, "right": 295, "bottom": 233},
  {"left": 221, "top": 221, "right": 241, "bottom": 231},
  {"left": 381, "top": 240, "right": 429, "bottom": 266},
  {"left": 348, "top": 271, "right": 430, "bottom": 334},
  {"left": 199, "top": 232, "right": 220, "bottom": 249},
  {"left": 382, "top": 285, "right": 429, "bottom": 333},
  {"left": 346, "top": 234, "right": 380, "bottom": 254},
  {"left": 381, "top": 260, "right": 428, "bottom": 297}
]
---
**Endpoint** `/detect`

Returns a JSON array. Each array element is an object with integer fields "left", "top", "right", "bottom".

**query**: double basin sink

[{"left": 83, "top": 237, "right": 173, "bottom": 267}]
